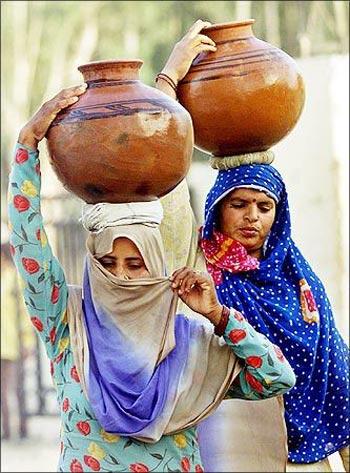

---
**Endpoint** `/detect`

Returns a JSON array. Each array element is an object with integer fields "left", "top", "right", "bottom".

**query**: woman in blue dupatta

[
  {"left": 199, "top": 163, "right": 349, "bottom": 470},
  {"left": 156, "top": 18, "right": 349, "bottom": 472}
]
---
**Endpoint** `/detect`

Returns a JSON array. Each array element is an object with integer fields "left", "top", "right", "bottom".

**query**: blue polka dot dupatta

[{"left": 202, "top": 164, "right": 349, "bottom": 463}]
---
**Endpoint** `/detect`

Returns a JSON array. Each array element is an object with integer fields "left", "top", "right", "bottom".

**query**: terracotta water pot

[
  {"left": 177, "top": 19, "right": 305, "bottom": 156},
  {"left": 46, "top": 60, "right": 193, "bottom": 203}
]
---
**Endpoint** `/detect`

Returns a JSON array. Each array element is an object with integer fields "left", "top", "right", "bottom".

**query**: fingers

[
  {"left": 57, "top": 96, "right": 79, "bottom": 109},
  {"left": 187, "top": 19, "right": 212, "bottom": 37},
  {"left": 186, "top": 29, "right": 216, "bottom": 56},
  {"left": 54, "top": 84, "right": 87, "bottom": 100},
  {"left": 182, "top": 273, "right": 199, "bottom": 294},
  {"left": 170, "top": 267, "right": 210, "bottom": 295},
  {"left": 194, "top": 34, "right": 216, "bottom": 47},
  {"left": 44, "top": 84, "right": 87, "bottom": 115},
  {"left": 170, "top": 267, "right": 193, "bottom": 283},
  {"left": 194, "top": 44, "right": 217, "bottom": 54}
]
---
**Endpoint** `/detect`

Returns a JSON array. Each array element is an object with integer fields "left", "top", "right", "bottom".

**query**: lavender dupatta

[{"left": 69, "top": 224, "right": 240, "bottom": 442}]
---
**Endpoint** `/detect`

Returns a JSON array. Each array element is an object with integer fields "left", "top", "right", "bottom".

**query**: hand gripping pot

[
  {"left": 46, "top": 60, "right": 194, "bottom": 203},
  {"left": 177, "top": 19, "right": 305, "bottom": 157}
]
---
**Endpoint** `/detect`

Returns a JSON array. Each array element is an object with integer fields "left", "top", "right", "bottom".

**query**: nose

[
  {"left": 115, "top": 269, "right": 130, "bottom": 280},
  {"left": 244, "top": 205, "right": 259, "bottom": 222}
]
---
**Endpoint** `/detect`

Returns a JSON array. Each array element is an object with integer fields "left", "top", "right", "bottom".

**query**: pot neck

[
  {"left": 203, "top": 19, "right": 255, "bottom": 42},
  {"left": 78, "top": 60, "right": 143, "bottom": 82}
]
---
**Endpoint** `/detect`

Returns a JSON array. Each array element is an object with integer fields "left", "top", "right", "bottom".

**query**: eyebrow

[
  {"left": 98, "top": 256, "right": 143, "bottom": 262},
  {"left": 229, "top": 197, "right": 273, "bottom": 205}
]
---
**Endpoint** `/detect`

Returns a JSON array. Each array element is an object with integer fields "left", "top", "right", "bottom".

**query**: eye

[
  {"left": 99, "top": 259, "right": 114, "bottom": 267},
  {"left": 128, "top": 264, "right": 143, "bottom": 270},
  {"left": 127, "top": 261, "right": 145, "bottom": 271},
  {"left": 259, "top": 205, "right": 273, "bottom": 213},
  {"left": 229, "top": 202, "right": 245, "bottom": 208}
]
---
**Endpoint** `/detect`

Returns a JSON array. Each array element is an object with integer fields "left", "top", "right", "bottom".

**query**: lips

[{"left": 240, "top": 227, "right": 259, "bottom": 238}]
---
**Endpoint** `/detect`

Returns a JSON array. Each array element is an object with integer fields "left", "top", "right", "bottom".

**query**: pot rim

[
  {"left": 78, "top": 59, "right": 143, "bottom": 73},
  {"left": 203, "top": 19, "right": 255, "bottom": 32}
]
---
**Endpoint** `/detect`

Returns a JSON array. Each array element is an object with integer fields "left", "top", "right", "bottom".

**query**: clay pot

[
  {"left": 46, "top": 60, "right": 193, "bottom": 203},
  {"left": 177, "top": 19, "right": 305, "bottom": 156}
]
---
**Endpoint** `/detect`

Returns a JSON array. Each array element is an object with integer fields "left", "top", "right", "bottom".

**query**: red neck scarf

[{"left": 199, "top": 228, "right": 260, "bottom": 285}]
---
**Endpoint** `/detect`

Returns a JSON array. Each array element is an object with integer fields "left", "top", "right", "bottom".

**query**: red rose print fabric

[{"left": 200, "top": 227, "right": 259, "bottom": 284}]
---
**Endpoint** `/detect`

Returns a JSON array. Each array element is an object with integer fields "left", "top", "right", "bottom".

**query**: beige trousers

[{"left": 340, "top": 446, "right": 350, "bottom": 472}]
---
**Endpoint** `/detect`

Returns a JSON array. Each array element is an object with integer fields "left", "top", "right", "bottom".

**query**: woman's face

[
  {"left": 97, "top": 237, "right": 150, "bottom": 279},
  {"left": 218, "top": 188, "right": 276, "bottom": 258}
]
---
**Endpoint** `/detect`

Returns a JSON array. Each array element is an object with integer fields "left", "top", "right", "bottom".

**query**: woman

[
  {"left": 7, "top": 86, "right": 295, "bottom": 472},
  {"left": 200, "top": 166, "right": 350, "bottom": 472},
  {"left": 156, "top": 19, "right": 350, "bottom": 472}
]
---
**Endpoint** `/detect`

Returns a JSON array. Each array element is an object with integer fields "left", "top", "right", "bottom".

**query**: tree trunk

[
  {"left": 263, "top": 1, "right": 281, "bottom": 47},
  {"left": 333, "top": 0, "right": 349, "bottom": 52},
  {"left": 67, "top": 2, "right": 102, "bottom": 84},
  {"left": 235, "top": 1, "right": 252, "bottom": 20}
]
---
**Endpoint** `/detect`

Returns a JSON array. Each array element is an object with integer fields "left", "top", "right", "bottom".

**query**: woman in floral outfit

[{"left": 7, "top": 82, "right": 296, "bottom": 473}]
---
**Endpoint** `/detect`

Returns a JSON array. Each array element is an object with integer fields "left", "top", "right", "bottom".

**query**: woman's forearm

[
  {"left": 7, "top": 86, "right": 86, "bottom": 360},
  {"left": 155, "top": 19, "right": 216, "bottom": 101},
  {"left": 8, "top": 142, "right": 69, "bottom": 360},
  {"left": 223, "top": 308, "right": 296, "bottom": 400}
]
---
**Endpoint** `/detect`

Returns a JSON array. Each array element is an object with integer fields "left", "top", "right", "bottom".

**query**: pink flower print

[
  {"left": 15, "top": 148, "right": 29, "bottom": 164},
  {"left": 31, "top": 316, "right": 43, "bottom": 332},
  {"left": 181, "top": 457, "right": 191, "bottom": 472},
  {"left": 13, "top": 195, "right": 30, "bottom": 212},
  {"left": 273, "top": 345, "right": 285, "bottom": 362},
  {"left": 228, "top": 328, "right": 247, "bottom": 344},
  {"left": 129, "top": 463, "right": 150, "bottom": 472},
  {"left": 245, "top": 371, "right": 264, "bottom": 393},
  {"left": 22, "top": 257, "right": 40, "bottom": 274},
  {"left": 246, "top": 356, "right": 263, "bottom": 368},
  {"left": 70, "top": 459, "right": 83, "bottom": 472}
]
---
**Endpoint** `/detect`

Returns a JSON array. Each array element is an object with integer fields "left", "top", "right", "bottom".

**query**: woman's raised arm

[
  {"left": 155, "top": 19, "right": 216, "bottom": 99},
  {"left": 7, "top": 85, "right": 86, "bottom": 360}
]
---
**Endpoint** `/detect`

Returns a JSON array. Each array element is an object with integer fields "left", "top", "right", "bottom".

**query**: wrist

[
  {"left": 159, "top": 68, "right": 179, "bottom": 85},
  {"left": 206, "top": 304, "right": 223, "bottom": 326},
  {"left": 155, "top": 72, "right": 178, "bottom": 99},
  {"left": 214, "top": 305, "right": 230, "bottom": 337},
  {"left": 18, "top": 127, "right": 39, "bottom": 150}
]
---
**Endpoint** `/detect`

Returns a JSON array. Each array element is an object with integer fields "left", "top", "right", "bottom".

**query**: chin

[
  {"left": 240, "top": 241, "right": 263, "bottom": 257},
  {"left": 234, "top": 236, "right": 257, "bottom": 248}
]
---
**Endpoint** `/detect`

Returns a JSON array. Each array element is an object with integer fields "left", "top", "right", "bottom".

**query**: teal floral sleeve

[
  {"left": 224, "top": 308, "right": 296, "bottom": 400},
  {"left": 8, "top": 143, "right": 69, "bottom": 361}
]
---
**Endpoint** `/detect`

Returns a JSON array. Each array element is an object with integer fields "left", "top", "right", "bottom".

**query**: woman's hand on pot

[
  {"left": 170, "top": 267, "right": 222, "bottom": 325},
  {"left": 161, "top": 19, "right": 217, "bottom": 85},
  {"left": 18, "top": 84, "right": 87, "bottom": 149}
]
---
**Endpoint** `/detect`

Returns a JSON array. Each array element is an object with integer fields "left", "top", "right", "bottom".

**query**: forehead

[
  {"left": 108, "top": 237, "right": 143, "bottom": 258},
  {"left": 224, "top": 187, "right": 275, "bottom": 203}
]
